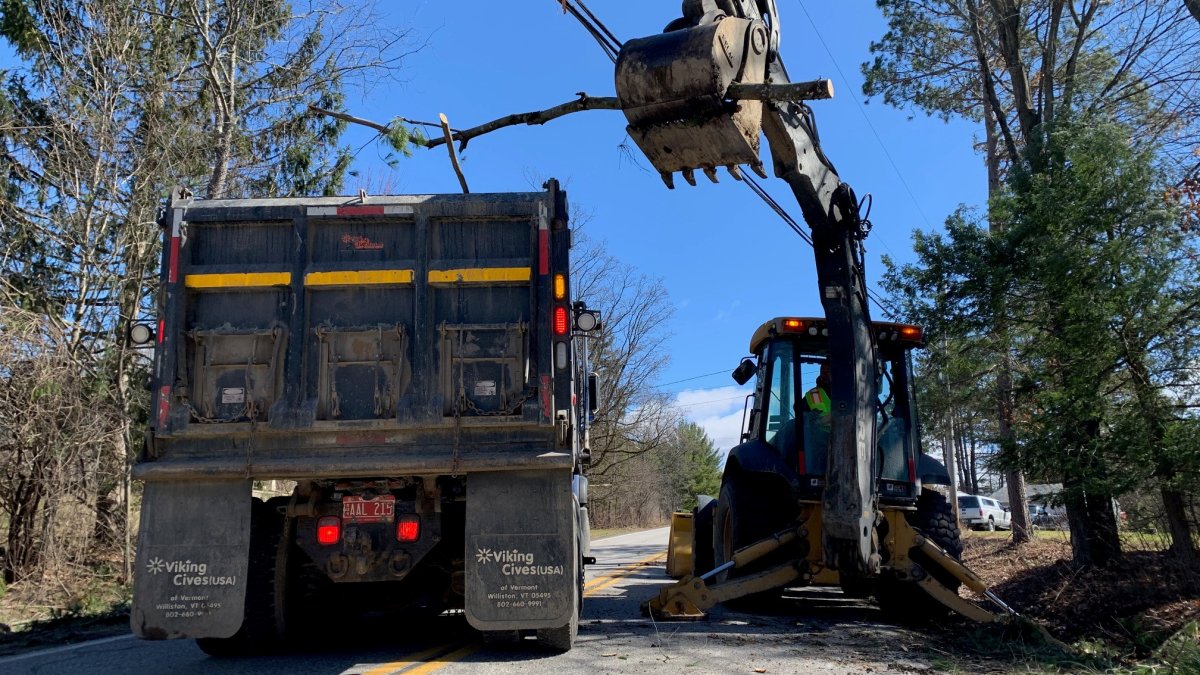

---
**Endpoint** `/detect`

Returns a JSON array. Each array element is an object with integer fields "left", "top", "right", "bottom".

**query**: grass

[
  {"left": 590, "top": 527, "right": 648, "bottom": 540},
  {"left": 965, "top": 527, "right": 1177, "bottom": 551}
]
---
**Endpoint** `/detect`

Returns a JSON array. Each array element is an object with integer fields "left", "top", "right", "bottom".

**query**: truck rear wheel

[
  {"left": 196, "top": 498, "right": 284, "bottom": 656},
  {"left": 536, "top": 535, "right": 581, "bottom": 651},
  {"left": 877, "top": 489, "right": 963, "bottom": 620}
]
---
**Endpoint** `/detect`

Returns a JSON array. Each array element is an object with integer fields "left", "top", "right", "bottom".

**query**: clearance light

[
  {"left": 782, "top": 318, "right": 805, "bottom": 332},
  {"left": 396, "top": 514, "right": 421, "bottom": 543},
  {"left": 554, "top": 274, "right": 567, "bottom": 300},
  {"left": 317, "top": 516, "right": 341, "bottom": 545},
  {"left": 554, "top": 307, "right": 569, "bottom": 335},
  {"left": 899, "top": 325, "right": 924, "bottom": 341}
]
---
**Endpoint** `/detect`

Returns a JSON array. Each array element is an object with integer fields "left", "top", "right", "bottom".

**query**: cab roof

[{"left": 749, "top": 317, "right": 926, "bottom": 355}]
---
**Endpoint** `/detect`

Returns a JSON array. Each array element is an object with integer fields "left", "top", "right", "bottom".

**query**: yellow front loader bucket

[{"left": 665, "top": 511, "right": 694, "bottom": 578}]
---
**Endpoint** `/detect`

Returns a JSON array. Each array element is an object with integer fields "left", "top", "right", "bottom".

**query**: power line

[
  {"left": 656, "top": 369, "right": 732, "bottom": 388},
  {"left": 793, "top": 0, "right": 934, "bottom": 233}
]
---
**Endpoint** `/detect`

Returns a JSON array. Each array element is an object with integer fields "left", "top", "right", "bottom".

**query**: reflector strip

[
  {"left": 539, "top": 229, "right": 550, "bottom": 276},
  {"left": 184, "top": 272, "right": 292, "bottom": 289},
  {"left": 427, "top": 267, "right": 531, "bottom": 284},
  {"left": 157, "top": 385, "right": 171, "bottom": 428},
  {"left": 167, "top": 233, "right": 181, "bottom": 284},
  {"left": 306, "top": 205, "right": 415, "bottom": 217},
  {"left": 304, "top": 270, "right": 414, "bottom": 286}
]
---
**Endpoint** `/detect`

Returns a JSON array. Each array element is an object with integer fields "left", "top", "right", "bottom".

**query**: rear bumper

[{"left": 136, "top": 422, "right": 568, "bottom": 481}]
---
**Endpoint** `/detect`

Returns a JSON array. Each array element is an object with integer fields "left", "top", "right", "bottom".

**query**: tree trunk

[
  {"left": 1063, "top": 476, "right": 1122, "bottom": 567},
  {"left": 1188, "top": 0, "right": 1200, "bottom": 27},
  {"left": 1162, "top": 486, "right": 1198, "bottom": 566}
]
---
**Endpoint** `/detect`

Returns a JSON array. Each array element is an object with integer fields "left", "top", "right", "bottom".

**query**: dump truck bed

[{"left": 139, "top": 185, "right": 574, "bottom": 482}]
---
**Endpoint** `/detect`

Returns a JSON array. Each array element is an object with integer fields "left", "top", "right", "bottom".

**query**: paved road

[{"left": 0, "top": 528, "right": 946, "bottom": 674}]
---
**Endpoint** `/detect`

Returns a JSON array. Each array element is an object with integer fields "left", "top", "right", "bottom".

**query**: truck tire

[
  {"left": 711, "top": 473, "right": 790, "bottom": 606},
  {"left": 536, "top": 512, "right": 581, "bottom": 651},
  {"left": 196, "top": 498, "right": 284, "bottom": 656},
  {"left": 877, "top": 489, "right": 963, "bottom": 620}
]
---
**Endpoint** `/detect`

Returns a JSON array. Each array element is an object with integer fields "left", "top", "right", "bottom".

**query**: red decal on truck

[
  {"left": 340, "top": 233, "right": 385, "bottom": 250},
  {"left": 539, "top": 230, "right": 549, "bottom": 275},
  {"left": 337, "top": 205, "right": 386, "bottom": 216}
]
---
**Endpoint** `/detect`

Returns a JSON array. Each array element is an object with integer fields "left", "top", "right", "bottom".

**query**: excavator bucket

[{"left": 615, "top": 17, "right": 769, "bottom": 188}]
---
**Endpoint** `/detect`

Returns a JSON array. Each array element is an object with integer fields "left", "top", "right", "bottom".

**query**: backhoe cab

[{"left": 647, "top": 318, "right": 1026, "bottom": 625}]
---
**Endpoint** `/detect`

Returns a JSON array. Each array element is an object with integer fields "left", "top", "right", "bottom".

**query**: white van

[{"left": 957, "top": 493, "right": 1011, "bottom": 531}]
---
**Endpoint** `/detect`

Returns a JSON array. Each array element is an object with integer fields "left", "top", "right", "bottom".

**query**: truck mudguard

[
  {"left": 131, "top": 480, "right": 251, "bottom": 639},
  {"left": 465, "top": 470, "right": 577, "bottom": 631}
]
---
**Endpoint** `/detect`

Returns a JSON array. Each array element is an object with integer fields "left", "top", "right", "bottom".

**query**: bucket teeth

[
  {"left": 728, "top": 165, "right": 744, "bottom": 181},
  {"left": 752, "top": 162, "right": 769, "bottom": 179},
  {"left": 682, "top": 169, "right": 697, "bottom": 187},
  {"left": 660, "top": 172, "right": 676, "bottom": 190},
  {"left": 703, "top": 167, "right": 719, "bottom": 184}
]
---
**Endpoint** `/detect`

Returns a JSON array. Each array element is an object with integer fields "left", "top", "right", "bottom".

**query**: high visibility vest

[{"left": 806, "top": 387, "right": 831, "bottom": 415}]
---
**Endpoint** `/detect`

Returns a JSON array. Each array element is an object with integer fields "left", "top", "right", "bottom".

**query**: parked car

[{"left": 958, "top": 494, "right": 1011, "bottom": 531}]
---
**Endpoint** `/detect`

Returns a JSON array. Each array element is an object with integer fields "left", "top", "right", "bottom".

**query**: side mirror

[
  {"left": 587, "top": 372, "right": 600, "bottom": 413},
  {"left": 732, "top": 358, "right": 756, "bottom": 386}
]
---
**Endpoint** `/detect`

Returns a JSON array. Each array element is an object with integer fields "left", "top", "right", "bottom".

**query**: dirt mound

[{"left": 960, "top": 534, "right": 1200, "bottom": 651}]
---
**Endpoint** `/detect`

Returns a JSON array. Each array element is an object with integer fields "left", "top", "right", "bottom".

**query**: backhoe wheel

[
  {"left": 196, "top": 498, "right": 285, "bottom": 657},
  {"left": 877, "top": 489, "right": 963, "bottom": 621},
  {"left": 692, "top": 498, "right": 716, "bottom": 577},
  {"left": 712, "top": 472, "right": 792, "bottom": 607}
]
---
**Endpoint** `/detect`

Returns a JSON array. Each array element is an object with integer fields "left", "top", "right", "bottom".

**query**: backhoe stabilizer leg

[
  {"left": 643, "top": 562, "right": 802, "bottom": 620},
  {"left": 904, "top": 532, "right": 1071, "bottom": 650},
  {"left": 643, "top": 526, "right": 802, "bottom": 620}
]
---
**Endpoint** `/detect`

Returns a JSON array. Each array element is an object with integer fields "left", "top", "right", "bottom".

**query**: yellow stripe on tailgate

[
  {"left": 427, "top": 267, "right": 531, "bottom": 284},
  {"left": 304, "top": 269, "right": 415, "bottom": 286},
  {"left": 184, "top": 272, "right": 291, "bottom": 289}
]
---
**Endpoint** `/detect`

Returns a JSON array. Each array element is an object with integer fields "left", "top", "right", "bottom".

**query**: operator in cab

[{"left": 804, "top": 363, "right": 832, "bottom": 418}]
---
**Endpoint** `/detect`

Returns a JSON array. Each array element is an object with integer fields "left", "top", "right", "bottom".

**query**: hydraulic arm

[{"left": 616, "top": 0, "right": 879, "bottom": 574}]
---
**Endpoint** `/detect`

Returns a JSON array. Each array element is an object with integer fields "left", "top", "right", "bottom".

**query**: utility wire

[
  {"left": 794, "top": 0, "right": 934, "bottom": 234},
  {"left": 656, "top": 369, "right": 732, "bottom": 388}
]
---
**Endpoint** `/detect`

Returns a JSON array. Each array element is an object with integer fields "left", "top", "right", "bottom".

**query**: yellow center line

[
  {"left": 584, "top": 550, "right": 667, "bottom": 594},
  {"left": 361, "top": 643, "right": 467, "bottom": 675},
  {"left": 403, "top": 644, "right": 479, "bottom": 675},
  {"left": 371, "top": 548, "right": 667, "bottom": 675}
]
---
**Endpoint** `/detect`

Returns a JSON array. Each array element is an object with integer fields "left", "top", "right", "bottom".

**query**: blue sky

[
  {"left": 0, "top": 1, "right": 989, "bottom": 454},
  {"left": 359, "top": 1, "right": 988, "bottom": 452}
]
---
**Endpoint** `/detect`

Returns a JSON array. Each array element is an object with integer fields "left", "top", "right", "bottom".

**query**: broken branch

[
  {"left": 426, "top": 93, "right": 620, "bottom": 151},
  {"left": 309, "top": 80, "right": 835, "bottom": 154}
]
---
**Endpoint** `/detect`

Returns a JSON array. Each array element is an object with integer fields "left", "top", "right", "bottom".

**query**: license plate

[{"left": 342, "top": 494, "right": 395, "bottom": 524}]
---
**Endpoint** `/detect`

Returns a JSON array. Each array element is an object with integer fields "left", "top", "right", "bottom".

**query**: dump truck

[{"left": 129, "top": 181, "right": 597, "bottom": 653}]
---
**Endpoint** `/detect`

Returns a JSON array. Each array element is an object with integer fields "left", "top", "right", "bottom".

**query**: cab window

[{"left": 764, "top": 341, "right": 797, "bottom": 452}]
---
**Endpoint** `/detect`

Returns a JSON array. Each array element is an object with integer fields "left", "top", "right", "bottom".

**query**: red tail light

[
  {"left": 554, "top": 306, "right": 569, "bottom": 335},
  {"left": 396, "top": 514, "right": 421, "bottom": 543},
  {"left": 317, "top": 516, "right": 341, "bottom": 545}
]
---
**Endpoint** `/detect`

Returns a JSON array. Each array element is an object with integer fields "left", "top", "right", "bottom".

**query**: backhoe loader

[{"left": 613, "top": 2, "right": 1035, "bottom": 625}]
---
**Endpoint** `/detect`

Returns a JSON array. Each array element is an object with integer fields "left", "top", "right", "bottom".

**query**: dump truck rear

[{"left": 130, "top": 181, "right": 593, "bottom": 652}]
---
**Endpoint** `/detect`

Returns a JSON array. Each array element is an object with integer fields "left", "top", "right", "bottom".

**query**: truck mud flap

[
  {"left": 465, "top": 470, "right": 576, "bottom": 632},
  {"left": 131, "top": 480, "right": 251, "bottom": 640}
]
